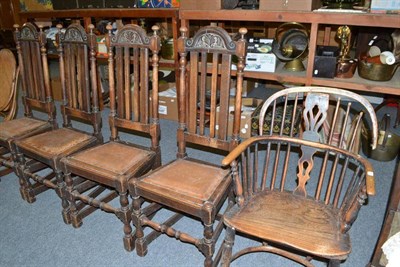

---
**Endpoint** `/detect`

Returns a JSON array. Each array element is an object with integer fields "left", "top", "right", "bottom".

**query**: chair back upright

[
  {"left": 177, "top": 26, "right": 248, "bottom": 158},
  {"left": 56, "top": 23, "right": 102, "bottom": 142},
  {"left": 14, "top": 23, "right": 56, "bottom": 127},
  {"left": 105, "top": 24, "right": 161, "bottom": 159}
]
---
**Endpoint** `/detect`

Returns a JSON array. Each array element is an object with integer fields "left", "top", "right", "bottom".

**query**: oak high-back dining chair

[
  {"left": 0, "top": 24, "right": 57, "bottom": 180},
  {"left": 129, "top": 25, "right": 248, "bottom": 266},
  {"left": 14, "top": 24, "right": 102, "bottom": 217},
  {"left": 60, "top": 23, "right": 162, "bottom": 252},
  {"left": 219, "top": 86, "right": 379, "bottom": 267}
]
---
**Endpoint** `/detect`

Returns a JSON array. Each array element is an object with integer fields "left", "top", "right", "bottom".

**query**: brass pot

[
  {"left": 362, "top": 114, "right": 400, "bottom": 161},
  {"left": 358, "top": 60, "right": 399, "bottom": 81}
]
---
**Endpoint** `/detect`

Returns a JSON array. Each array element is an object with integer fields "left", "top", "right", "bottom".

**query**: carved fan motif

[{"left": 193, "top": 33, "right": 227, "bottom": 49}]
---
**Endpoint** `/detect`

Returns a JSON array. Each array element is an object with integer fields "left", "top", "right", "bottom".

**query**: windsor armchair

[
  {"left": 219, "top": 86, "right": 378, "bottom": 266},
  {"left": 129, "top": 26, "right": 248, "bottom": 266},
  {"left": 60, "top": 24, "right": 162, "bottom": 251}
]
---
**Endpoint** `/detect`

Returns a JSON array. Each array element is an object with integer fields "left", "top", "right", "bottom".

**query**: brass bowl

[{"left": 358, "top": 60, "right": 399, "bottom": 81}]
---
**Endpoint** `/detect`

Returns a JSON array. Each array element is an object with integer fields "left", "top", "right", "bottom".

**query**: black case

[
  {"left": 52, "top": 0, "right": 78, "bottom": 9},
  {"left": 313, "top": 46, "right": 339, "bottom": 78},
  {"left": 105, "top": 0, "right": 137, "bottom": 8},
  {"left": 79, "top": 0, "right": 105, "bottom": 8}
]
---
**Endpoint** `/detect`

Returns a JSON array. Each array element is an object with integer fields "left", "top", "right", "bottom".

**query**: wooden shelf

[
  {"left": 20, "top": 8, "right": 180, "bottom": 84},
  {"left": 20, "top": 8, "right": 179, "bottom": 20},
  {"left": 180, "top": 10, "right": 400, "bottom": 96}
]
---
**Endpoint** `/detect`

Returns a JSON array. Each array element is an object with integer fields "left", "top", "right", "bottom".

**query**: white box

[
  {"left": 244, "top": 38, "right": 277, "bottom": 73},
  {"left": 370, "top": 0, "right": 400, "bottom": 12},
  {"left": 245, "top": 52, "right": 277, "bottom": 73}
]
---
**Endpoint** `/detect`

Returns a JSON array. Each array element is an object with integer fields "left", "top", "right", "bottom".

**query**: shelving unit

[
  {"left": 19, "top": 8, "right": 180, "bottom": 71},
  {"left": 180, "top": 10, "right": 400, "bottom": 96}
]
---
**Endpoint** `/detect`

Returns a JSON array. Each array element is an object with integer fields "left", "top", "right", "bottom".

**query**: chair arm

[{"left": 221, "top": 135, "right": 375, "bottom": 195}]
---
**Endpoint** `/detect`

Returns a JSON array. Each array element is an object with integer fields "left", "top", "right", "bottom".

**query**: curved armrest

[{"left": 221, "top": 135, "right": 375, "bottom": 195}]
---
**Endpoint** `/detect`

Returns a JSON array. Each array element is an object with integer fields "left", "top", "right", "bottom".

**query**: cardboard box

[
  {"left": 259, "top": 0, "right": 321, "bottom": 11},
  {"left": 371, "top": 0, "right": 400, "bottom": 12},
  {"left": 216, "top": 98, "right": 264, "bottom": 139},
  {"left": 180, "top": 0, "right": 220, "bottom": 10},
  {"left": 50, "top": 77, "right": 62, "bottom": 101},
  {"left": 206, "top": 75, "right": 256, "bottom": 97},
  {"left": 138, "top": 0, "right": 180, "bottom": 8},
  {"left": 149, "top": 82, "right": 178, "bottom": 121}
]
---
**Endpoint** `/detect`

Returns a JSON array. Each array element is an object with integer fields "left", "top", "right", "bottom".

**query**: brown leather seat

[
  {"left": 0, "top": 117, "right": 50, "bottom": 141},
  {"left": 16, "top": 128, "right": 95, "bottom": 167},
  {"left": 64, "top": 142, "right": 156, "bottom": 189},
  {"left": 137, "top": 159, "right": 231, "bottom": 210}
]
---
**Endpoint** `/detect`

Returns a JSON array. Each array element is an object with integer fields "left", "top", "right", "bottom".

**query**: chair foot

[
  {"left": 62, "top": 208, "right": 71, "bottom": 225},
  {"left": 123, "top": 235, "right": 135, "bottom": 252},
  {"left": 135, "top": 238, "right": 148, "bottom": 257},
  {"left": 71, "top": 213, "right": 83, "bottom": 228},
  {"left": 20, "top": 187, "right": 36, "bottom": 203}
]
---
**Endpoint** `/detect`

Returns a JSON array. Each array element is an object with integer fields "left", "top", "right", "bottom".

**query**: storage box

[
  {"left": 259, "top": 0, "right": 321, "bottom": 11},
  {"left": 180, "top": 0, "right": 220, "bottom": 10},
  {"left": 138, "top": 0, "right": 180, "bottom": 8},
  {"left": 79, "top": 0, "right": 105, "bottom": 8},
  {"left": 370, "top": 0, "right": 400, "bottom": 12},
  {"left": 149, "top": 82, "right": 178, "bottom": 121},
  {"left": 206, "top": 76, "right": 256, "bottom": 97},
  {"left": 251, "top": 102, "right": 302, "bottom": 136},
  {"left": 244, "top": 38, "right": 277, "bottom": 73},
  {"left": 216, "top": 98, "right": 264, "bottom": 139},
  {"left": 313, "top": 45, "right": 339, "bottom": 78},
  {"left": 51, "top": 76, "right": 62, "bottom": 101},
  {"left": 105, "top": 0, "right": 136, "bottom": 8},
  {"left": 52, "top": 0, "right": 78, "bottom": 10}
]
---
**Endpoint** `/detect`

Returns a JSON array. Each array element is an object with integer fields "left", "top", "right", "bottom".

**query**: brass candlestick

[{"left": 336, "top": 25, "right": 357, "bottom": 78}]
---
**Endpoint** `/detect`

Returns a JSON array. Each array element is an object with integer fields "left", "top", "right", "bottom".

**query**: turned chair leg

[
  {"left": 132, "top": 193, "right": 148, "bottom": 257},
  {"left": 16, "top": 153, "right": 35, "bottom": 203},
  {"left": 220, "top": 226, "right": 235, "bottom": 267},
  {"left": 203, "top": 222, "right": 215, "bottom": 267},
  {"left": 328, "top": 259, "right": 341, "bottom": 267},
  {"left": 119, "top": 191, "right": 135, "bottom": 252}
]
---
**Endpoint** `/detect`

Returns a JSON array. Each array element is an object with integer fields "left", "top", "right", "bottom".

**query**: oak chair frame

[
  {"left": 129, "top": 25, "right": 248, "bottom": 266},
  {"left": 219, "top": 86, "right": 379, "bottom": 266},
  {"left": 0, "top": 23, "right": 57, "bottom": 181},
  {"left": 14, "top": 23, "right": 102, "bottom": 214},
  {"left": 60, "top": 23, "right": 162, "bottom": 251}
]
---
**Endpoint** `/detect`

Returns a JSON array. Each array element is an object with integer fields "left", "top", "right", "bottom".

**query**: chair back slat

[
  {"left": 187, "top": 51, "right": 198, "bottom": 134},
  {"left": 177, "top": 26, "right": 247, "bottom": 155},
  {"left": 14, "top": 23, "right": 56, "bottom": 126},
  {"left": 208, "top": 53, "right": 219, "bottom": 138},
  {"left": 139, "top": 47, "right": 149, "bottom": 124},
  {"left": 106, "top": 24, "right": 160, "bottom": 147}
]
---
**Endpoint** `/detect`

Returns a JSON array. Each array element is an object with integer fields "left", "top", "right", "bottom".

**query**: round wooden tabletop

[{"left": 0, "top": 49, "right": 17, "bottom": 110}]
